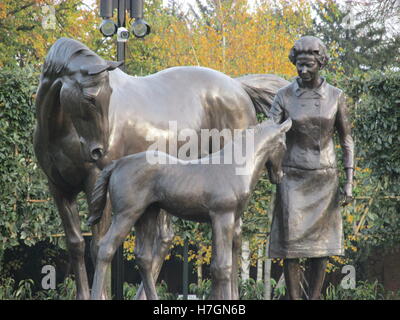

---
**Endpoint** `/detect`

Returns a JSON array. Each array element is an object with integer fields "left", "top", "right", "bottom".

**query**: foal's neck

[
  {"left": 252, "top": 124, "right": 275, "bottom": 162},
  {"left": 228, "top": 123, "right": 276, "bottom": 180}
]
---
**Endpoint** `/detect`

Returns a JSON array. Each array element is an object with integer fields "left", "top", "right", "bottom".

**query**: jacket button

[{"left": 315, "top": 102, "right": 320, "bottom": 107}]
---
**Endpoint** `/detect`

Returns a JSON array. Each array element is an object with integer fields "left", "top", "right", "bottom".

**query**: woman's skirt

[{"left": 268, "top": 167, "right": 344, "bottom": 259}]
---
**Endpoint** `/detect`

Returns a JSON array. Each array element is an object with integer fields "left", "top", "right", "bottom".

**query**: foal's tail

[
  {"left": 88, "top": 161, "right": 118, "bottom": 226},
  {"left": 236, "top": 74, "right": 290, "bottom": 117}
]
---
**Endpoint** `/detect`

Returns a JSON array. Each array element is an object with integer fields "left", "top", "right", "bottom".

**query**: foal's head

[{"left": 255, "top": 118, "right": 291, "bottom": 184}]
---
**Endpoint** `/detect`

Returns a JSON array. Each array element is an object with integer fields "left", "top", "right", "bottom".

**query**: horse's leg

[
  {"left": 91, "top": 208, "right": 142, "bottom": 300},
  {"left": 231, "top": 217, "right": 242, "bottom": 300},
  {"left": 135, "top": 209, "right": 174, "bottom": 300},
  {"left": 210, "top": 211, "right": 235, "bottom": 300},
  {"left": 48, "top": 182, "right": 90, "bottom": 300},
  {"left": 84, "top": 171, "right": 112, "bottom": 299},
  {"left": 134, "top": 207, "right": 161, "bottom": 300}
]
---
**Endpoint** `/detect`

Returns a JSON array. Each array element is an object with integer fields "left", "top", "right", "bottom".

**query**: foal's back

[{"left": 108, "top": 149, "right": 245, "bottom": 222}]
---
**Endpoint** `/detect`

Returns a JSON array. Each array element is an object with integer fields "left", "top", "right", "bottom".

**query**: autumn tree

[
  {"left": 0, "top": 0, "right": 110, "bottom": 68},
  {"left": 126, "top": 0, "right": 312, "bottom": 78},
  {"left": 308, "top": 0, "right": 400, "bottom": 75}
]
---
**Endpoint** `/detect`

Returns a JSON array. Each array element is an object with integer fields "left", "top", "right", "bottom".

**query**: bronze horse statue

[
  {"left": 89, "top": 118, "right": 291, "bottom": 300},
  {"left": 34, "top": 37, "right": 289, "bottom": 299}
]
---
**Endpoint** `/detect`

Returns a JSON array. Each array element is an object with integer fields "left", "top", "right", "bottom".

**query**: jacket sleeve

[
  {"left": 268, "top": 91, "right": 286, "bottom": 124},
  {"left": 335, "top": 91, "right": 354, "bottom": 169}
]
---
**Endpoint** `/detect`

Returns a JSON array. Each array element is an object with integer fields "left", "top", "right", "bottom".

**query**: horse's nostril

[{"left": 91, "top": 148, "right": 104, "bottom": 161}]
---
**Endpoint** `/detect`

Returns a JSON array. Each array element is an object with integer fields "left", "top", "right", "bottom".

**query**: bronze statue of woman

[{"left": 268, "top": 36, "right": 355, "bottom": 300}]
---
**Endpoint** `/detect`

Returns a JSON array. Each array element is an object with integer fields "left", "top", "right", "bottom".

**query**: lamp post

[{"left": 99, "top": 0, "right": 150, "bottom": 300}]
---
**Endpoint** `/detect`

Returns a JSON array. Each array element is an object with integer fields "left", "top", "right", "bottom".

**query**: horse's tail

[
  {"left": 236, "top": 74, "right": 290, "bottom": 117},
  {"left": 88, "top": 161, "right": 118, "bottom": 226}
]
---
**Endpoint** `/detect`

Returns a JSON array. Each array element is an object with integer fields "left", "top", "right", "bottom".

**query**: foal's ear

[{"left": 280, "top": 118, "right": 292, "bottom": 133}]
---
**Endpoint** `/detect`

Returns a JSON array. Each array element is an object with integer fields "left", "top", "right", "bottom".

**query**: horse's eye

[
  {"left": 85, "top": 96, "right": 100, "bottom": 112},
  {"left": 86, "top": 96, "right": 96, "bottom": 105}
]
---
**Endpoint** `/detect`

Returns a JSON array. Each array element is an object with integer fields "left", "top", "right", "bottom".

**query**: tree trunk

[
  {"left": 257, "top": 243, "right": 263, "bottom": 282},
  {"left": 264, "top": 239, "right": 272, "bottom": 300},
  {"left": 197, "top": 263, "right": 202, "bottom": 286},
  {"left": 241, "top": 240, "right": 250, "bottom": 281}
]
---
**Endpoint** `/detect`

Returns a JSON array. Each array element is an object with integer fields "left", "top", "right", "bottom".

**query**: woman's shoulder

[
  {"left": 275, "top": 79, "right": 297, "bottom": 98},
  {"left": 324, "top": 81, "right": 344, "bottom": 99}
]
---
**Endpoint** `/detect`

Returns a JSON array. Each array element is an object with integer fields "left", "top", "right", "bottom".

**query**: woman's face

[{"left": 295, "top": 53, "right": 320, "bottom": 85}]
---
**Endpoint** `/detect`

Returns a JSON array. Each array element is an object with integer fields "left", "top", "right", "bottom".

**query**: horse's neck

[
  {"left": 108, "top": 68, "right": 139, "bottom": 92},
  {"left": 108, "top": 68, "right": 143, "bottom": 116}
]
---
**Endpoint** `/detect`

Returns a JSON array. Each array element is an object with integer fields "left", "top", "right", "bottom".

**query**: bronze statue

[
  {"left": 89, "top": 118, "right": 292, "bottom": 300},
  {"left": 268, "top": 36, "right": 355, "bottom": 300},
  {"left": 34, "top": 37, "right": 289, "bottom": 299}
]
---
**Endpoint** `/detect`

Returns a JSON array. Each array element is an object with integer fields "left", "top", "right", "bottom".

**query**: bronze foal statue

[{"left": 89, "top": 118, "right": 292, "bottom": 300}]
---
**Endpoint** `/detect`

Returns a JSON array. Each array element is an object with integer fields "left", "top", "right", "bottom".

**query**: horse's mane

[
  {"left": 237, "top": 74, "right": 290, "bottom": 115},
  {"left": 42, "top": 37, "right": 94, "bottom": 79}
]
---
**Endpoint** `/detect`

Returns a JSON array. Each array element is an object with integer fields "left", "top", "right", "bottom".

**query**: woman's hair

[{"left": 288, "top": 36, "right": 329, "bottom": 69}]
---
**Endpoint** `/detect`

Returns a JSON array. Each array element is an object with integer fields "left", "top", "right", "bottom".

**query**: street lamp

[
  {"left": 130, "top": 18, "right": 150, "bottom": 38},
  {"left": 99, "top": 0, "right": 150, "bottom": 39},
  {"left": 130, "top": 0, "right": 150, "bottom": 38},
  {"left": 99, "top": 0, "right": 117, "bottom": 37},
  {"left": 99, "top": 18, "right": 118, "bottom": 37}
]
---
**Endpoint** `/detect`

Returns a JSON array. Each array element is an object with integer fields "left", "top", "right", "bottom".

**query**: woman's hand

[
  {"left": 342, "top": 182, "right": 353, "bottom": 206},
  {"left": 341, "top": 168, "right": 354, "bottom": 206}
]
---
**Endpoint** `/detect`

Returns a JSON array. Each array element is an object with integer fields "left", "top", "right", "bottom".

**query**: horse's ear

[
  {"left": 81, "top": 64, "right": 109, "bottom": 75},
  {"left": 106, "top": 60, "right": 124, "bottom": 71},
  {"left": 280, "top": 118, "right": 292, "bottom": 133},
  {"left": 80, "top": 61, "right": 123, "bottom": 75}
]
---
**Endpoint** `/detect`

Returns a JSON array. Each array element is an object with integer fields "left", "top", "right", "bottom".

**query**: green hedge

[
  {"left": 347, "top": 70, "right": 400, "bottom": 248},
  {"left": 0, "top": 67, "right": 61, "bottom": 258}
]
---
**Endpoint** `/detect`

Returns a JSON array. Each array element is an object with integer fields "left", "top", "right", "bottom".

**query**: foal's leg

[
  {"left": 135, "top": 210, "right": 174, "bottom": 300},
  {"left": 210, "top": 211, "right": 235, "bottom": 300},
  {"left": 84, "top": 171, "right": 112, "bottom": 299},
  {"left": 91, "top": 208, "right": 143, "bottom": 300},
  {"left": 90, "top": 199, "right": 112, "bottom": 299},
  {"left": 134, "top": 207, "right": 161, "bottom": 300},
  {"left": 231, "top": 217, "right": 242, "bottom": 300}
]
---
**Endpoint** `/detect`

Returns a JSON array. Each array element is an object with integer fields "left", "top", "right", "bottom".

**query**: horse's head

[
  {"left": 264, "top": 118, "right": 292, "bottom": 184},
  {"left": 60, "top": 54, "right": 122, "bottom": 162}
]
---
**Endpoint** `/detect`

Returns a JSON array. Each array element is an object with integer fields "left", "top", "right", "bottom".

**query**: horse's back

[{"left": 108, "top": 66, "right": 256, "bottom": 131}]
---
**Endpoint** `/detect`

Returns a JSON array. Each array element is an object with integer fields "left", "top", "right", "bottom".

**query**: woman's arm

[{"left": 335, "top": 91, "right": 355, "bottom": 203}]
